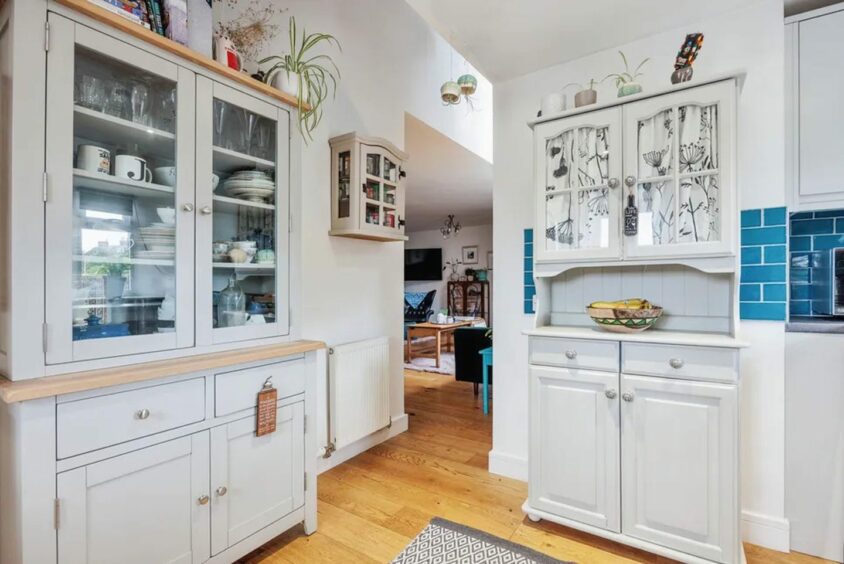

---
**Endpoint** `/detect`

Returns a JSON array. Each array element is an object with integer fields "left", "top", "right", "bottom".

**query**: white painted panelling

[
  {"left": 548, "top": 265, "right": 731, "bottom": 333},
  {"left": 328, "top": 337, "right": 391, "bottom": 451}
]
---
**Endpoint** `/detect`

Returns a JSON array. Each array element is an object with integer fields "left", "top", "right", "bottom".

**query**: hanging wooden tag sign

[
  {"left": 256, "top": 379, "right": 277, "bottom": 437},
  {"left": 624, "top": 194, "right": 639, "bottom": 236}
]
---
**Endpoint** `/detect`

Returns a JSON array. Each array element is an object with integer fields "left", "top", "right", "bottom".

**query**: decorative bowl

[{"left": 586, "top": 306, "right": 663, "bottom": 333}]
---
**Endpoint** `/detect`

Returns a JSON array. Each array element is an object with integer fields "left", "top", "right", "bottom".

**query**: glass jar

[{"left": 217, "top": 274, "right": 246, "bottom": 327}]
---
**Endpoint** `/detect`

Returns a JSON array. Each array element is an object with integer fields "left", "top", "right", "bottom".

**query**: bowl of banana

[{"left": 586, "top": 299, "right": 663, "bottom": 333}]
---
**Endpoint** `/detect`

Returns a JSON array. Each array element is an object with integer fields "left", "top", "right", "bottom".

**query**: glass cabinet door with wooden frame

[
  {"left": 195, "top": 77, "right": 290, "bottom": 346},
  {"left": 44, "top": 14, "right": 195, "bottom": 364}
]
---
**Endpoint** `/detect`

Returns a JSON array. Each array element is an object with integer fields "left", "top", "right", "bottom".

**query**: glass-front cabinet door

[
  {"left": 534, "top": 107, "right": 622, "bottom": 263},
  {"left": 44, "top": 15, "right": 195, "bottom": 364},
  {"left": 622, "top": 81, "right": 735, "bottom": 258},
  {"left": 360, "top": 145, "right": 404, "bottom": 237},
  {"left": 195, "top": 77, "right": 290, "bottom": 345}
]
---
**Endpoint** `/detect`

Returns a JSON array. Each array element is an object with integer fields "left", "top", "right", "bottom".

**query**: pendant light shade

[
  {"left": 457, "top": 74, "right": 478, "bottom": 96},
  {"left": 440, "top": 81, "right": 461, "bottom": 105}
]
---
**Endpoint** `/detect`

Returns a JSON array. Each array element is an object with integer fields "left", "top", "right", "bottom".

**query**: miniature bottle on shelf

[{"left": 217, "top": 273, "right": 246, "bottom": 327}]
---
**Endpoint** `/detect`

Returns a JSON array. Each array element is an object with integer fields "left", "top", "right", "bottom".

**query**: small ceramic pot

[
  {"left": 618, "top": 83, "right": 643, "bottom": 97},
  {"left": 440, "top": 81, "right": 461, "bottom": 105},
  {"left": 104, "top": 274, "right": 125, "bottom": 300},
  {"left": 228, "top": 248, "right": 250, "bottom": 264},
  {"left": 574, "top": 89, "right": 597, "bottom": 108},
  {"left": 540, "top": 92, "right": 566, "bottom": 116},
  {"left": 272, "top": 71, "right": 308, "bottom": 100},
  {"left": 255, "top": 249, "right": 275, "bottom": 264},
  {"left": 457, "top": 74, "right": 477, "bottom": 96},
  {"left": 671, "top": 66, "right": 694, "bottom": 84}
]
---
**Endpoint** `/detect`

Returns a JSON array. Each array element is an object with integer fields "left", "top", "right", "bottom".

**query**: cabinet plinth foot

[{"left": 527, "top": 513, "right": 541, "bottom": 523}]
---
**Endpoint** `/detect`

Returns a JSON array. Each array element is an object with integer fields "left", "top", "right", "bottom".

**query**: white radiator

[{"left": 327, "top": 337, "right": 391, "bottom": 453}]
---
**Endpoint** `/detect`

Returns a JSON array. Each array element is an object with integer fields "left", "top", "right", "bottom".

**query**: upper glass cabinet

[
  {"left": 195, "top": 78, "right": 290, "bottom": 346},
  {"left": 534, "top": 107, "right": 622, "bottom": 263},
  {"left": 623, "top": 81, "right": 734, "bottom": 259},
  {"left": 45, "top": 17, "right": 195, "bottom": 364}
]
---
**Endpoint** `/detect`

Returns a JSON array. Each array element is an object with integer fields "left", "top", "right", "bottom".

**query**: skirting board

[
  {"left": 317, "top": 414, "right": 408, "bottom": 474},
  {"left": 487, "top": 450, "right": 790, "bottom": 553}
]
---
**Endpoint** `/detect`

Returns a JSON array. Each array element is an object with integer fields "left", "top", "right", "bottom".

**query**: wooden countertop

[
  {"left": 55, "top": 0, "right": 308, "bottom": 111},
  {"left": 524, "top": 326, "right": 749, "bottom": 348},
  {"left": 0, "top": 340, "right": 326, "bottom": 403}
]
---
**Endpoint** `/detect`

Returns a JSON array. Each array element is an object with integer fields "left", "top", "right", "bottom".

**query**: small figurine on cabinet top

[{"left": 671, "top": 33, "right": 704, "bottom": 84}]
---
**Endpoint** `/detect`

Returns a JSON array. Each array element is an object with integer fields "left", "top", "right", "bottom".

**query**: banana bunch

[{"left": 589, "top": 298, "right": 653, "bottom": 310}]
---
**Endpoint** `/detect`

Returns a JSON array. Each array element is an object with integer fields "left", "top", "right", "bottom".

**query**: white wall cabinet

[
  {"left": 525, "top": 333, "right": 742, "bottom": 564},
  {"left": 786, "top": 4, "right": 844, "bottom": 211},
  {"left": 329, "top": 132, "right": 408, "bottom": 242},
  {"left": 532, "top": 79, "right": 736, "bottom": 273}
]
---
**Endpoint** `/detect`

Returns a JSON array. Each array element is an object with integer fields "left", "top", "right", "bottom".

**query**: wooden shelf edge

[
  {"left": 329, "top": 229, "right": 408, "bottom": 242},
  {"left": 55, "top": 0, "right": 310, "bottom": 112},
  {"left": 0, "top": 340, "right": 327, "bottom": 403}
]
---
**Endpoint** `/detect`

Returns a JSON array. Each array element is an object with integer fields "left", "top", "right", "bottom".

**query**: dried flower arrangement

[{"left": 213, "top": 0, "right": 287, "bottom": 63}]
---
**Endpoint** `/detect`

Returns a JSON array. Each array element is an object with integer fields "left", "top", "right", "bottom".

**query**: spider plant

[
  {"left": 563, "top": 77, "right": 604, "bottom": 92},
  {"left": 259, "top": 16, "right": 341, "bottom": 142},
  {"left": 605, "top": 50, "right": 650, "bottom": 90}
]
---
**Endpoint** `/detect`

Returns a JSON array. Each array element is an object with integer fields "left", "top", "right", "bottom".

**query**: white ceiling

[
  {"left": 784, "top": 0, "right": 840, "bottom": 15},
  {"left": 404, "top": 114, "right": 493, "bottom": 232},
  {"left": 405, "top": 0, "right": 759, "bottom": 82}
]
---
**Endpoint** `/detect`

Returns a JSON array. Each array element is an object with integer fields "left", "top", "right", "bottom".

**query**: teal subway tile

[
  {"left": 741, "top": 264, "right": 786, "bottom": 283},
  {"left": 742, "top": 227, "right": 786, "bottom": 246},
  {"left": 764, "top": 245, "right": 787, "bottom": 264},
  {"left": 790, "top": 284, "right": 811, "bottom": 300},
  {"left": 790, "top": 268, "right": 810, "bottom": 283},
  {"left": 791, "top": 218, "right": 835, "bottom": 236},
  {"left": 764, "top": 207, "right": 787, "bottom": 226},
  {"left": 790, "top": 301, "right": 811, "bottom": 316},
  {"left": 837, "top": 218, "right": 844, "bottom": 234},
  {"left": 813, "top": 234, "right": 844, "bottom": 250},
  {"left": 524, "top": 228, "right": 533, "bottom": 243},
  {"left": 524, "top": 242, "right": 533, "bottom": 258},
  {"left": 741, "top": 209, "right": 761, "bottom": 228},
  {"left": 740, "top": 284, "right": 761, "bottom": 302},
  {"left": 741, "top": 302, "right": 786, "bottom": 321},
  {"left": 524, "top": 286, "right": 536, "bottom": 300},
  {"left": 814, "top": 209, "right": 844, "bottom": 218},
  {"left": 523, "top": 272, "right": 534, "bottom": 285},
  {"left": 790, "top": 237, "right": 812, "bottom": 252},
  {"left": 524, "top": 300, "right": 535, "bottom": 314},
  {"left": 741, "top": 246, "right": 762, "bottom": 265},
  {"left": 764, "top": 283, "right": 787, "bottom": 302},
  {"left": 523, "top": 257, "right": 533, "bottom": 271},
  {"left": 790, "top": 211, "right": 814, "bottom": 220}
]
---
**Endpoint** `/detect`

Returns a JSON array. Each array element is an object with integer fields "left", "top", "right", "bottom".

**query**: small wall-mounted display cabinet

[
  {"left": 531, "top": 79, "right": 737, "bottom": 276},
  {"left": 329, "top": 132, "right": 409, "bottom": 242}
]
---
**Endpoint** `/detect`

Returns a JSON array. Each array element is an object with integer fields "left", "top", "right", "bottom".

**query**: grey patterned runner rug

[{"left": 391, "top": 517, "right": 573, "bottom": 564}]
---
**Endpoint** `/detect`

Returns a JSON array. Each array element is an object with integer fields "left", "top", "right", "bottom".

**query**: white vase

[{"left": 272, "top": 71, "right": 307, "bottom": 100}]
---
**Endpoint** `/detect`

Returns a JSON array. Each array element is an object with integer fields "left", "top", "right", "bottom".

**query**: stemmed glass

[
  {"left": 245, "top": 112, "right": 260, "bottom": 157},
  {"left": 130, "top": 83, "right": 150, "bottom": 126},
  {"left": 213, "top": 99, "right": 226, "bottom": 147}
]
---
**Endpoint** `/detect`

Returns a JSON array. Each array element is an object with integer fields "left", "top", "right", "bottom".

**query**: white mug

[
  {"left": 115, "top": 155, "right": 153, "bottom": 182},
  {"left": 77, "top": 144, "right": 111, "bottom": 174}
]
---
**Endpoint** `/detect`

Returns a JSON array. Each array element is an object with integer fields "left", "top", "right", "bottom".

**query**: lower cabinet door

[
  {"left": 57, "top": 433, "right": 211, "bottom": 564},
  {"left": 621, "top": 374, "right": 737, "bottom": 563},
  {"left": 210, "top": 402, "right": 305, "bottom": 555},
  {"left": 529, "top": 365, "right": 620, "bottom": 532}
]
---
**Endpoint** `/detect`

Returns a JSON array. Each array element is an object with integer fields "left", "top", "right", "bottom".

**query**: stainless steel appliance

[{"left": 812, "top": 247, "right": 844, "bottom": 315}]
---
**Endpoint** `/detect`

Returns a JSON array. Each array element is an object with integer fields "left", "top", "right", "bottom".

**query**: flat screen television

[{"left": 405, "top": 248, "right": 442, "bottom": 281}]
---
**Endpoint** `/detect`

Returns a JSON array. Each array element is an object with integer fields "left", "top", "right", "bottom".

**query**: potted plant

[
  {"left": 606, "top": 51, "right": 650, "bottom": 97},
  {"left": 564, "top": 78, "right": 604, "bottom": 108},
  {"left": 89, "top": 262, "right": 129, "bottom": 300},
  {"left": 259, "top": 16, "right": 341, "bottom": 141},
  {"left": 443, "top": 258, "right": 463, "bottom": 281}
]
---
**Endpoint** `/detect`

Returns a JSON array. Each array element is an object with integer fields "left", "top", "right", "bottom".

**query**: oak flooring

[{"left": 239, "top": 369, "right": 833, "bottom": 564}]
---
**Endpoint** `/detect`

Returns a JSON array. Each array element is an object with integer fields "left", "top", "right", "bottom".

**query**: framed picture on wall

[{"left": 462, "top": 245, "right": 479, "bottom": 264}]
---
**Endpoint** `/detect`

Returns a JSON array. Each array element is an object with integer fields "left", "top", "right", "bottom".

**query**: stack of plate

[
  {"left": 136, "top": 223, "right": 176, "bottom": 260},
  {"left": 224, "top": 170, "right": 275, "bottom": 203}
]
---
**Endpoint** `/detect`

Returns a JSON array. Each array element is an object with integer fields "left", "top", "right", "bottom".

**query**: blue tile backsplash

[
  {"left": 524, "top": 229, "right": 535, "bottom": 314},
  {"left": 789, "top": 208, "right": 844, "bottom": 317},
  {"left": 740, "top": 207, "right": 787, "bottom": 321}
]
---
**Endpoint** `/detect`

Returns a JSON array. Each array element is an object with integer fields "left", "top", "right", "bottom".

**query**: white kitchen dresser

[
  {"left": 524, "top": 77, "right": 747, "bottom": 564},
  {"left": 0, "top": 1, "right": 326, "bottom": 563}
]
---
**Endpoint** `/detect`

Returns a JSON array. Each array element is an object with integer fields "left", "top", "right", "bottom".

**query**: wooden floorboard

[{"left": 239, "top": 369, "right": 834, "bottom": 564}]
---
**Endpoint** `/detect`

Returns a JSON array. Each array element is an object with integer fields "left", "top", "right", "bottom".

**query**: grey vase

[{"left": 574, "top": 89, "right": 597, "bottom": 107}]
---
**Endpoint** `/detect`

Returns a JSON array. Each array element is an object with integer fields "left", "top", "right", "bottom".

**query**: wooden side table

[{"left": 478, "top": 346, "right": 492, "bottom": 415}]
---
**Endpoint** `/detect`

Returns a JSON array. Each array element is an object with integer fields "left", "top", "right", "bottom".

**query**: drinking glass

[
  {"left": 213, "top": 99, "right": 226, "bottom": 147},
  {"left": 245, "top": 112, "right": 259, "bottom": 156},
  {"left": 130, "top": 83, "right": 150, "bottom": 125},
  {"left": 254, "top": 120, "right": 274, "bottom": 160},
  {"left": 78, "top": 74, "right": 106, "bottom": 111},
  {"left": 224, "top": 107, "right": 246, "bottom": 153},
  {"left": 104, "top": 82, "right": 132, "bottom": 121},
  {"left": 157, "top": 89, "right": 177, "bottom": 133}
]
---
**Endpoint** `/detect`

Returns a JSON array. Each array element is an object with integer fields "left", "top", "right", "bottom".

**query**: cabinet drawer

[
  {"left": 215, "top": 358, "right": 305, "bottom": 417},
  {"left": 529, "top": 337, "right": 619, "bottom": 372},
  {"left": 57, "top": 378, "right": 206, "bottom": 459},
  {"left": 622, "top": 343, "right": 738, "bottom": 383}
]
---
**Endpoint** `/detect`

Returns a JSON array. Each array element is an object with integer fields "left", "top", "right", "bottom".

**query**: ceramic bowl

[
  {"left": 228, "top": 248, "right": 250, "bottom": 264},
  {"left": 212, "top": 174, "right": 220, "bottom": 190},
  {"left": 153, "top": 167, "right": 177, "bottom": 187},
  {"left": 586, "top": 306, "right": 663, "bottom": 333},
  {"left": 156, "top": 207, "right": 176, "bottom": 225}
]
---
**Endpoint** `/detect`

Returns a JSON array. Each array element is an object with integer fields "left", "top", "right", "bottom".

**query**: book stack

[{"left": 86, "top": 0, "right": 188, "bottom": 45}]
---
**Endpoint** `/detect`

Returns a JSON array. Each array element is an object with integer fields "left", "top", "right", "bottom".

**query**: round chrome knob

[
  {"left": 669, "top": 358, "right": 684, "bottom": 369},
  {"left": 564, "top": 350, "right": 577, "bottom": 360},
  {"left": 216, "top": 486, "right": 228, "bottom": 497},
  {"left": 608, "top": 178, "right": 620, "bottom": 189},
  {"left": 624, "top": 175, "right": 637, "bottom": 187},
  {"left": 199, "top": 206, "right": 212, "bottom": 215},
  {"left": 605, "top": 389, "right": 617, "bottom": 399},
  {"left": 197, "top": 495, "right": 210, "bottom": 505},
  {"left": 622, "top": 392, "right": 634, "bottom": 402},
  {"left": 135, "top": 408, "right": 150, "bottom": 420},
  {"left": 182, "top": 203, "right": 194, "bottom": 212}
]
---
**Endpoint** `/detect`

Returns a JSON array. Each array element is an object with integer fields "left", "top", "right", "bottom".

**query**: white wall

[
  {"left": 492, "top": 0, "right": 788, "bottom": 550},
  {"left": 214, "top": 0, "right": 493, "bottom": 462},
  {"left": 405, "top": 224, "right": 493, "bottom": 318}
]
